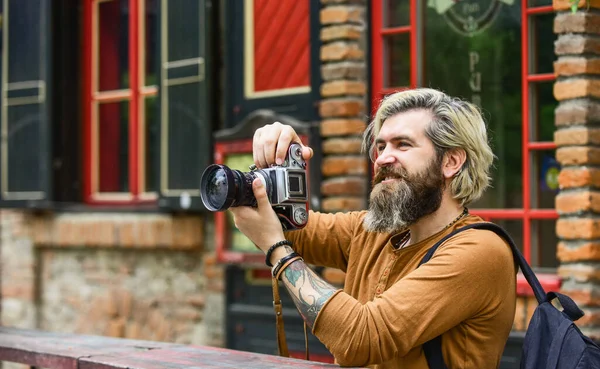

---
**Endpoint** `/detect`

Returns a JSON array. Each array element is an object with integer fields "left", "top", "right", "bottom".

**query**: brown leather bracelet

[{"left": 275, "top": 256, "right": 303, "bottom": 281}]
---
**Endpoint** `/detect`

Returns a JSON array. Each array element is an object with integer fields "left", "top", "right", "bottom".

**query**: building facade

[{"left": 0, "top": 0, "right": 598, "bottom": 367}]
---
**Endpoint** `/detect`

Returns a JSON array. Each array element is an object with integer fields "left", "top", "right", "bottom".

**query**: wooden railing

[{"left": 0, "top": 327, "right": 364, "bottom": 369}]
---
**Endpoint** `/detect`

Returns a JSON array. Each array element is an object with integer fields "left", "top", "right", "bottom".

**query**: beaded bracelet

[
  {"left": 265, "top": 240, "right": 293, "bottom": 267},
  {"left": 271, "top": 252, "right": 301, "bottom": 278}
]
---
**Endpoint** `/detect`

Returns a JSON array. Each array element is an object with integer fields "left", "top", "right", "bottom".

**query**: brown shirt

[{"left": 286, "top": 211, "right": 516, "bottom": 369}]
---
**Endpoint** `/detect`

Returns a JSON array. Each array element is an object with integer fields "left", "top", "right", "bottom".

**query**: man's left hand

[{"left": 229, "top": 178, "right": 286, "bottom": 253}]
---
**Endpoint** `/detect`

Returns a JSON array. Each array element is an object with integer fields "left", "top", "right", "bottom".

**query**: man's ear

[{"left": 442, "top": 149, "right": 467, "bottom": 179}]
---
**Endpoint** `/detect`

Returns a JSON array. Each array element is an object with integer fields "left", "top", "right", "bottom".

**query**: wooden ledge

[{"left": 0, "top": 327, "right": 360, "bottom": 369}]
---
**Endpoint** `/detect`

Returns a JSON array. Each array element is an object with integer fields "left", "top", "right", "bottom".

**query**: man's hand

[
  {"left": 229, "top": 178, "right": 286, "bottom": 252},
  {"left": 253, "top": 122, "right": 314, "bottom": 169}
]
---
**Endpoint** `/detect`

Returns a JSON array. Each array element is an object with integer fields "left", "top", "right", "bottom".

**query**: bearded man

[{"left": 230, "top": 88, "right": 516, "bottom": 369}]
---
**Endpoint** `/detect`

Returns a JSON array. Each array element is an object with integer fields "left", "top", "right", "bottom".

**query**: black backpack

[{"left": 418, "top": 222, "right": 600, "bottom": 369}]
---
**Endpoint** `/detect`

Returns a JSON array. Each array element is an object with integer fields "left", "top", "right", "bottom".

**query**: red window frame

[
  {"left": 82, "top": 0, "right": 158, "bottom": 205},
  {"left": 370, "top": 0, "right": 558, "bottom": 266}
]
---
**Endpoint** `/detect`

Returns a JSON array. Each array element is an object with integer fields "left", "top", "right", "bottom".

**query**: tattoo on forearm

[{"left": 281, "top": 259, "right": 337, "bottom": 328}]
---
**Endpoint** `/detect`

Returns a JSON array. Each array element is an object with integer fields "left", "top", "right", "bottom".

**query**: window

[
  {"left": 83, "top": 0, "right": 158, "bottom": 203},
  {"left": 82, "top": 0, "right": 212, "bottom": 209},
  {"left": 0, "top": 1, "right": 213, "bottom": 212},
  {"left": 371, "top": 0, "right": 558, "bottom": 268}
]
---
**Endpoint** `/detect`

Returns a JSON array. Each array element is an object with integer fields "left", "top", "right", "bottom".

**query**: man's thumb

[{"left": 252, "top": 178, "right": 270, "bottom": 208}]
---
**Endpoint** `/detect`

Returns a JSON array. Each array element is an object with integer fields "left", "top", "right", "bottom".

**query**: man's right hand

[{"left": 252, "top": 122, "right": 313, "bottom": 168}]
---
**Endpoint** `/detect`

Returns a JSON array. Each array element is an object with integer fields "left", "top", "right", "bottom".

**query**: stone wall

[
  {"left": 553, "top": 0, "right": 600, "bottom": 339},
  {"left": 0, "top": 211, "right": 225, "bottom": 347}
]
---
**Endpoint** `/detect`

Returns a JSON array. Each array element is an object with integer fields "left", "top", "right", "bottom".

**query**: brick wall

[
  {"left": 553, "top": 0, "right": 600, "bottom": 339},
  {"left": 319, "top": 0, "right": 369, "bottom": 213},
  {"left": 0, "top": 211, "right": 225, "bottom": 347},
  {"left": 318, "top": 0, "right": 369, "bottom": 285}
]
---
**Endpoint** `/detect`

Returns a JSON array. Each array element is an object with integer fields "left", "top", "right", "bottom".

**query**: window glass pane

[
  {"left": 533, "top": 150, "right": 559, "bottom": 208},
  {"left": 532, "top": 219, "right": 558, "bottom": 269},
  {"left": 486, "top": 219, "right": 524, "bottom": 254},
  {"left": 533, "top": 81, "right": 556, "bottom": 142},
  {"left": 423, "top": 0, "right": 522, "bottom": 208},
  {"left": 528, "top": 0, "right": 552, "bottom": 9},
  {"left": 7, "top": 105, "right": 41, "bottom": 192},
  {"left": 384, "top": 0, "right": 410, "bottom": 27},
  {"left": 98, "top": 100, "right": 129, "bottom": 192},
  {"left": 384, "top": 33, "right": 410, "bottom": 88},
  {"left": 144, "top": 0, "right": 158, "bottom": 86},
  {"left": 531, "top": 13, "right": 556, "bottom": 74},
  {"left": 98, "top": 0, "right": 129, "bottom": 91},
  {"left": 144, "top": 96, "right": 159, "bottom": 192}
]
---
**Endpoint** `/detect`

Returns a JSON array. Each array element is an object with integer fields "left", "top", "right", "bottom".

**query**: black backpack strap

[{"left": 418, "top": 222, "right": 549, "bottom": 369}]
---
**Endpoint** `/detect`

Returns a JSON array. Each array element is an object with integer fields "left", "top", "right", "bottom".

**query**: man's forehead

[{"left": 378, "top": 109, "right": 432, "bottom": 139}]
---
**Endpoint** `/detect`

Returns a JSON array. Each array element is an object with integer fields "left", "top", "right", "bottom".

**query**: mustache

[{"left": 373, "top": 166, "right": 407, "bottom": 185}]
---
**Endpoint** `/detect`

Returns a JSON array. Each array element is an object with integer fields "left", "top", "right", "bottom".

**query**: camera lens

[
  {"left": 200, "top": 165, "right": 235, "bottom": 211},
  {"left": 200, "top": 164, "right": 266, "bottom": 211}
]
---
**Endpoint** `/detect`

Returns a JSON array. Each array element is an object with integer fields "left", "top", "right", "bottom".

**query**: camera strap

[{"left": 271, "top": 277, "right": 310, "bottom": 360}]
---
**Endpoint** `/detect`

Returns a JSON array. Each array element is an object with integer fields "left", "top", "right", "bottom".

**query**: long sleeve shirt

[{"left": 285, "top": 211, "right": 516, "bottom": 369}]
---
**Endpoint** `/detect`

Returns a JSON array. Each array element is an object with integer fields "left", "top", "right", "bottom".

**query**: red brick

[
  {"left": 321, "top": 177, "right": 367, "bottom": 196},
  {"left": 559, "top": 264, "right": 600, "bottom": 283},
  {"left": 106, "top": 318, "right": 126, "bottom": 337},
  {"left": 554, "top": 79, "right": 600, "bottom": 101},
  {"left": 205, "top": 265, "right": 224, "bottom": 279},
  {"left": 556, "top": 146, "right": 600, "bottom": 165},
  {"left": 322, "top": 267, "right": 346, "bottom": 285},
  {"left": 556, "top": 191, "right": 600, "bottom": 214},
  {"left": 172, "top": 216, "right": 203, "bottom": 250},
  {"left": 556, "top": 34, "right": 600, "bottom": 56},
  {"left": 175, "top": 307, "right": 202, "bottom": 321},
  {"left": 105, "top": 292, "right": 119, "bottom": 318},
  {"left": 554, "top": 0, "right": 600, "bottom": 10},
  {"left": 321, "top": 196, "right": 365, "bottom": 212},
  {"left": 125, "top": 322, "right": 142, "bottom": 339},
  {"left": 558, "top": 241, "right": 600, "bottom": 262},
  {"left": 555, "top": 127, "right": 600, "bottom": 146},
  {"left": 554, "top": 12, "right": 600, "bottom": 34},
  {"left": 321, "top": 62, "right": 365, "bottom": 81},
  {"left": 32, "top": 215, "right": 52, "bottom": 245},
  {"left": 555, "top": 100, "right": 600, "bottom": 126},
  {"left": 558, "top": 167, "right": 600, "bottom": 188},
  {"left": 561, "top": 287, "right": 600, "bottom": 307},
  {"left": 117, "top": 290, "right": 133, "bottom": 319},
  {"left": 320, "top": 6, "right": 363, "bottom": 24},
  {"left": 319, "top": 98, "right": 364, "bottom": 118},
  {"left": 322, "top": 156, "right": 368, "bottom": 176},
  {"left": 322, "top": 137, "right": 363, "bottom": 154},
  {"left": 321, "top": 119, "right": 366, "bottom": 136},
  {"left": 203, "top": 252, "right": 218, "bottom": 267},
  {"left": 187, "top": 295, "right": 206, "bottom": 307},
  {"left": 321, "top": 25, "right": 362, "bottom": 42},
  {"left": 576, "top": 308, "right": 600, "bottom": 327},
  {"left": 555, "top": 57, "right": 600, "bottom": 76},
  {"left": 556, "top": 218, "right": 600, "bottom": 239},
  {"left": 321, "top": 42, "right": 364, "bottom": 61},
  {"left": 321, "top": 80, "right": 366, "bottom": 97}
]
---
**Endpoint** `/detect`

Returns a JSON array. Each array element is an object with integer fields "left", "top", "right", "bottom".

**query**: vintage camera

[{"left": 200, "top": 143, "right": 309, "bottom": 230}]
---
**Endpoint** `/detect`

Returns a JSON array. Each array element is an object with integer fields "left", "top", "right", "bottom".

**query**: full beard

[{"left": 363, "top": 159, "right": 445, "bottom": 233}]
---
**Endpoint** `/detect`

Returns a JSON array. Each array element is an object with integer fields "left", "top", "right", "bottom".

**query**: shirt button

[
  {"left": 376, "top": 287, "right": 382, "bottom": 294},
  {"left": 383, "top": 269, "right": 389, "bottom": 276}
]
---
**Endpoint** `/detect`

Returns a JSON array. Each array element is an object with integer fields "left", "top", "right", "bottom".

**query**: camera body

[{"left": 200, "top": 143, "right": 309, "bottom": 230}]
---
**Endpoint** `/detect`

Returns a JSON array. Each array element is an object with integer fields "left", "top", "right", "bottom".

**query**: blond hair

[{"left": 362, "top": 88, "right": 495, "bottom": 206}]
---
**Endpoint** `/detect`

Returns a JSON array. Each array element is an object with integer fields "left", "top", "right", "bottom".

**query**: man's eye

[
  {"left": 398, "top": 142, "right": 411, "bottom": 148},
  {"left": 376, "top": 145, "right": 385, "bottom": 153}
]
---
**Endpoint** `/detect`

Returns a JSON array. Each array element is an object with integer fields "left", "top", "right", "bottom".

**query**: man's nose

[{"left": 375, "top": 148, "right": 396, "bottom": 166}]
